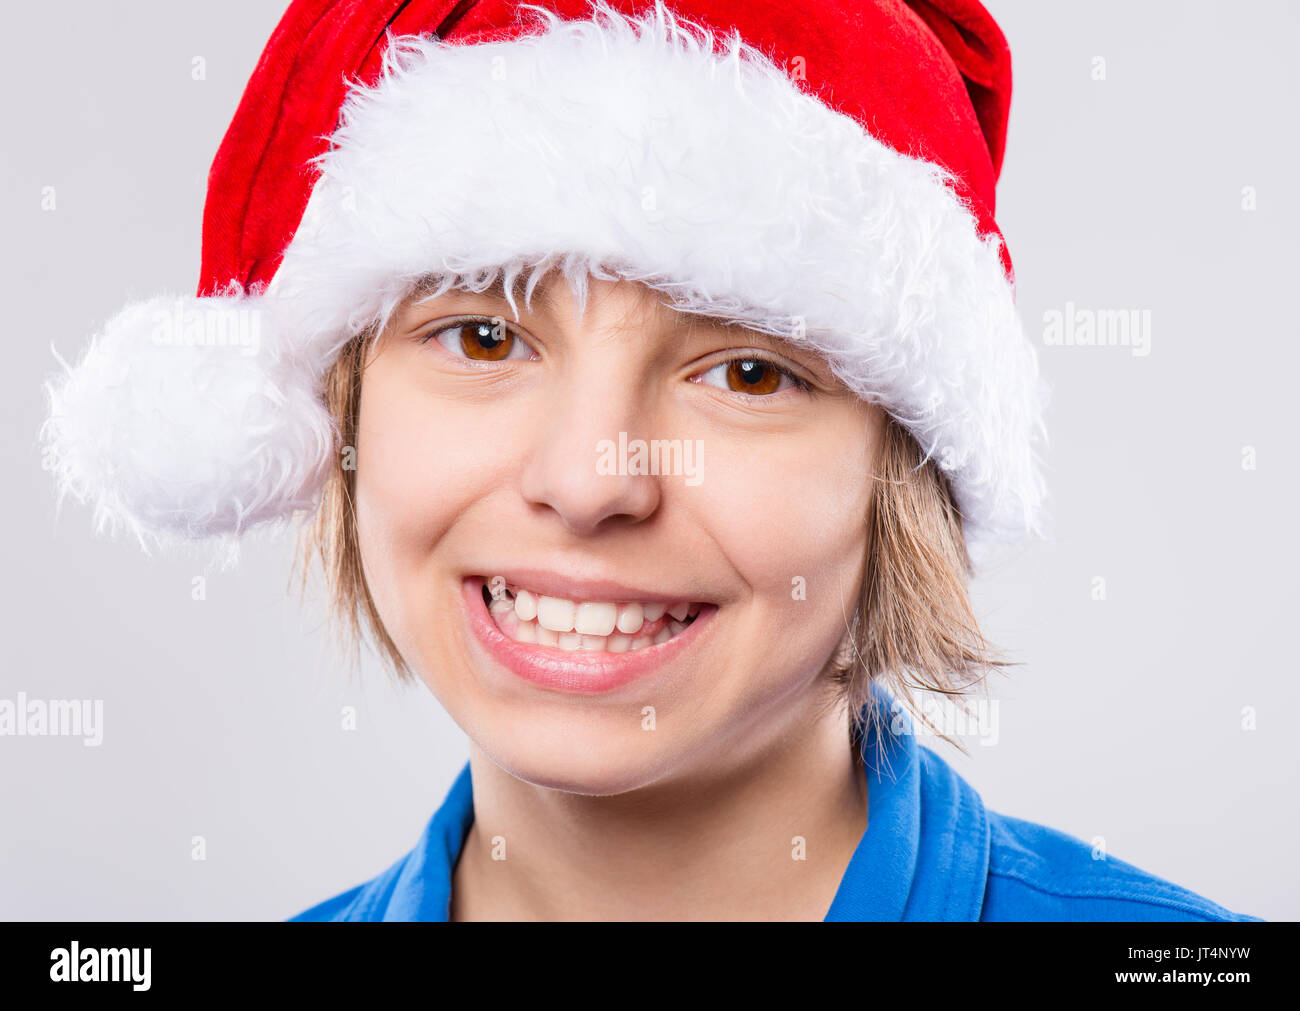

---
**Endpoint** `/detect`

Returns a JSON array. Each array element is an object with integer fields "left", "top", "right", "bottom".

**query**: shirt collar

[
  {"left": 380, "top": 765, "right": 474, "bottom": 922},
  {"left": 368, "top": 680, "right": 990, "bottom": 921},
  {"left": 824, "top": 680, "right": 991, "bottom": 921}
]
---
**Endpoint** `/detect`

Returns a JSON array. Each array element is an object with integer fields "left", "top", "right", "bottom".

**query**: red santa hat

[{"left": 43, "top": 0, "right": 1051, "bottom": 568}]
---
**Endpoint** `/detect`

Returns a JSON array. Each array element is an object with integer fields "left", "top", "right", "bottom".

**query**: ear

[{"left": 41, "top": 290, "right": 336, "bottom": 545}]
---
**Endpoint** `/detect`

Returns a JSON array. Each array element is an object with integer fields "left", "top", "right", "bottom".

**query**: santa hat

[{"left": 43, "top": 0, "right": 1050, "bottom": 567}]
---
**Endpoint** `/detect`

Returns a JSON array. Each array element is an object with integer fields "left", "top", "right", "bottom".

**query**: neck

[{"left": 449, "top": 691, "right": 868, "bottom": 921}]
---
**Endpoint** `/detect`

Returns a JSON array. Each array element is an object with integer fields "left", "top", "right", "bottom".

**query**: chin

[{"left": 466, "top": 706, "right": 685, "bottom": 797}]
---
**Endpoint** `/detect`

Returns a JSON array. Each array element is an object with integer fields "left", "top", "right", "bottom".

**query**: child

[{"left": 42, "top": 0, "right": 1262, "bottom": 921}]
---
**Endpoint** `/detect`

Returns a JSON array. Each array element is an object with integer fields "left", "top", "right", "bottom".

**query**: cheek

[
  {"left": 690, "top": 415, "right": 874, "bottom": 673},
  {"left": 351, "top": 357, "right": 505, "bottom": 646}
]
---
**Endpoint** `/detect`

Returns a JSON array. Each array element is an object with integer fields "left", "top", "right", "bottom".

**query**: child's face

[{"left": 354, "top": 275, "right": 884, "bottom": 793}]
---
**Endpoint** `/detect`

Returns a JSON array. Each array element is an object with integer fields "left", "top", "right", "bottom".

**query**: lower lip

[{"left": 461, "top": 577, "right": 716, "bottom": 694}]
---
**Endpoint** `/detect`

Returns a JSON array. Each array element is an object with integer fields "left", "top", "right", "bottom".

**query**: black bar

[{"left": 0, "top": 920, "right": 1287, "bottom": 998}]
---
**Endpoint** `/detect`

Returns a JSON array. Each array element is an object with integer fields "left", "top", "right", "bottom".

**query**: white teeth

[
  {"left": 514, "top": 589, "right": 538, "bottom": 622},
  {"left": 486, "top": 578, "right": 703, "bottom": 654},
  {"left": 575, "top": 602, "right": 618, "bottom": 636},
  {"left": 616, "top": 603, "right": 644, "bottom": 635},
  {"left": 537, "top": 595, "right": 576, "bottom": 633},
  {"left": 607, "top": 633, "right": 632, "bottom": 653}
]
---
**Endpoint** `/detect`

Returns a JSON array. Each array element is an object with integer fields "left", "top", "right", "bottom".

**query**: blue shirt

[{"left": 289, "top": 682, "right": 1264, "bottom": 922}]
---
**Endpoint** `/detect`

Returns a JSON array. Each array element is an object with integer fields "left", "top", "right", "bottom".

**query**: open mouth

[{"left": 479, "top": 577, "right": 703, "bottom": 654}]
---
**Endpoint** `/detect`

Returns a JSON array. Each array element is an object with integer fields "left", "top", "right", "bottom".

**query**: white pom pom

[{"left": 41, "top": 292, "right": 336, "bottom": 546}]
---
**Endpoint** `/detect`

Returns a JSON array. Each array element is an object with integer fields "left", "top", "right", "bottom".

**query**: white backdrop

[{"left": 2, "top": 0, "right": 1294, "bottom": 920}]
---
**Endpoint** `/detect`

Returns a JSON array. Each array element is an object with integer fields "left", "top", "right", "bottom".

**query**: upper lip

[{"left": 472, "top": 567, "right": 711, "bottom": 605}]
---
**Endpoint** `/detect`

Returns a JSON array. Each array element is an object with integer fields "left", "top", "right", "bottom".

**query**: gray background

[{"left": 2, "top": 1, "right": 1294, "bottom": 920}]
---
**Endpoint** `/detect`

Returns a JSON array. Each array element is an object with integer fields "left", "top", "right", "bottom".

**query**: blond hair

[{"left": 296, "top": 326, "right": 1012, "bottom": 755}]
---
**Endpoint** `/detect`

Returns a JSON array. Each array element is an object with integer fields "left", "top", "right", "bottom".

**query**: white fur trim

[{"left": 42, "top": 290, "right": 334, "bottom": 549}]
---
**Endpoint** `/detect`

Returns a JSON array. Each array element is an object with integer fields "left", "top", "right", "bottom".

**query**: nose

[{"left": 518, "top": 377, "right": 662, "bottom": 537}]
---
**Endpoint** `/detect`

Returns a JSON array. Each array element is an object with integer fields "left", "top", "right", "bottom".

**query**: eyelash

[
  {"left": 695, "top": 354, "right": 812, "bottom": 395},
  {"left": 419, "top": 315, "right": 811, "bottom": 394},
  {"left": 418, "top": 316, "right": 538, "bottom": 360}
]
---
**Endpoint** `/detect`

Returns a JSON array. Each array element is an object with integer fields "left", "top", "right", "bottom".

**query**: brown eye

[
  {"left": 726, "top": 359, "right": 782, "bottom": 394},
  {"left": 427, "top": 318, "right": 535, "bottom": 362},
  {"left": 694, "top": 356, "right": 805, "bottom": 396}
]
